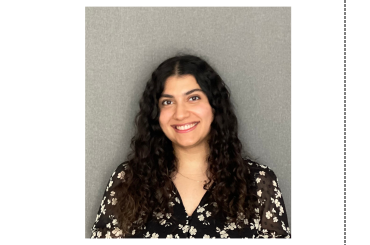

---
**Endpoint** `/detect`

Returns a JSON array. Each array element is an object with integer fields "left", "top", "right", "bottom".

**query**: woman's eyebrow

[{"left": 160, "top": 88, "right": 203, "bottom": 98}]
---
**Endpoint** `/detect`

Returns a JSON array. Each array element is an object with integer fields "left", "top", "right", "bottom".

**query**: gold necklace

[{"left": 177, "top": 171, "right": 208, "bottom": 183}]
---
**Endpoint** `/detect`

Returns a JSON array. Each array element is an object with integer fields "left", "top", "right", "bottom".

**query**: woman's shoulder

[
  {"left": 242, "top": 157, "right": 279, "bottom": 183},
  {"left": 114, "top": 161, "right": 129, "bottom": 173},
  {"left": 242, "top": 158, "right": 284, "bottom": 203},
  {"left": 107, "top": 161, "right": 130, "bottom": 184}
]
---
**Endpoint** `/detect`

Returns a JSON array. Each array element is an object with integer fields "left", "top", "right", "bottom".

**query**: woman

[{"left": 90, "top": 54, "right": 291, "bottom": 238}]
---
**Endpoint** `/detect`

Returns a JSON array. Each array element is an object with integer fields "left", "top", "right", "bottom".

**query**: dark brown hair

[{"left": 111, "top": 54, "right": 258, "bottom": 236}]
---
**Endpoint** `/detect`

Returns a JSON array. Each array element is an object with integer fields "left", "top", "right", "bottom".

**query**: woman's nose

[{"left": 173, "top": 103, "right": 190, "bottom": 120}]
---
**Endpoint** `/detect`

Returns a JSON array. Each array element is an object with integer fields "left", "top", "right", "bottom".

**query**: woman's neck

[{"left": 173, "top": 142, "right": 210, "bottom": 175}]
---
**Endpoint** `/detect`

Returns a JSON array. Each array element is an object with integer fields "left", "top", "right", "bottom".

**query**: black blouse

[{"left": 91, "top": 159, "right": 291, "bottom": 238}]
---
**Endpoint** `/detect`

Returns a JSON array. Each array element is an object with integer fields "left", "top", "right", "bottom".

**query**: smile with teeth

[{"left": 175, "top": 122, "right": 198, "bottom": 130}]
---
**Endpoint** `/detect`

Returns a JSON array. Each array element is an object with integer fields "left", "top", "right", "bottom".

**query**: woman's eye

[
  {"left": 162, "top": 100, "right": 172, "bottom": 105},
  {"left": 189, "top": 96, "right": 200, "bottom": 101}
]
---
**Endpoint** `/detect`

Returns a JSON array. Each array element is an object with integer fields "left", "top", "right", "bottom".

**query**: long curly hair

[{"left": 111, "top": 54, "right": 258, "bottom": 236}]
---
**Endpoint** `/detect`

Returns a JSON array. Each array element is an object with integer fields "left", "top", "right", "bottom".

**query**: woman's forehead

[{"left": 162, "top": 75, "right": 200, "bottom": 93}]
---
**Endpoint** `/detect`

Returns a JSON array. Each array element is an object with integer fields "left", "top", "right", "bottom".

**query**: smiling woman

[
  {"left": 159, "top": 75, "right": 214, "bottom": 150},
  {"left": 90, "top": 55, "right": 291, "bottom": 238}
]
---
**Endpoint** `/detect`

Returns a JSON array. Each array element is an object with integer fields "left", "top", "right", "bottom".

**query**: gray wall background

[{"left": 86, "top": 7, "right": 290, "bottom": 238}]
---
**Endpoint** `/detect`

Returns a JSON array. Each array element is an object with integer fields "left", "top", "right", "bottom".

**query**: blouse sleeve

[
  {"left": 255, "top": 166, "right": 291, "bottom": 238},
  {"left": 90, "top": 163, "right": 127, "bottom": 239}
]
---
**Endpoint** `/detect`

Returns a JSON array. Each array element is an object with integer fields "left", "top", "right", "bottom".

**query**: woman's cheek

[
  {"left": 198, "top": 105, "right": 214, "bottom": 123},
  {"left": 159, "top": 109, "right": 171, "bottom": 128}
]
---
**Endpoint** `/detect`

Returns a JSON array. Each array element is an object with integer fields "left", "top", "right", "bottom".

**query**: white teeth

[{"left": 175, "top": 123, "right": 197, "bottom": 130}]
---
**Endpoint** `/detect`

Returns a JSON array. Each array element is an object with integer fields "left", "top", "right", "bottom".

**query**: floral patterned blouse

[{"left": 91, "top": 159, "right": 290, "bottom": 238}]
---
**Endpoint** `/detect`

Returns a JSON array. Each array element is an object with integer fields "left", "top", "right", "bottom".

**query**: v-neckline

[{"left": 171, "top": 181, "right": 214, "bottom": 218}]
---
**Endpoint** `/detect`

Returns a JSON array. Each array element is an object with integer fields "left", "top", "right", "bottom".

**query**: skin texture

[{"left": 158, "top": 75, "right": 214, "bottom": 151}]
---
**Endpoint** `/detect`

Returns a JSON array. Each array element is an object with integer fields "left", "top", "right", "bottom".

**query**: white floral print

[
  {"left": 112, "top": 227, "right": 122, "bottom": 237},
  {"left": 100, "top": 196, "right": 106, "bottom": 206},
  {"left": 253, "top": 218, "right": 261, "bottom": 230},
  {"left": 279, "top": 206, "right": 284, "bottom": 216},
  {"left": 197, "top": 206, "right": 205, "bottom": 213},
  {"left": 153, "top": 211, "right": 164, "bottom": 219},
  {"left": 257, "top": 190, "right": 262, "bottom": 197},
  {"left": 117, "top": 171, "right": 125, "bottom": 180},
  {"left": 189, "top": 226, "right": 197, "bottom": 235},
  {"left": 95, "top": 213, "right": 101, "bottom": 223},
  {"left": 274, "top": 199, "right": 281, "bottom": 207},
  {"left": 178, "top": 224, "right": 190, "bottom": 233},
  {"left": 276, "top": 189, "right": 282, "bottom": 198},
  {"left": 91, "top": 159, "right": 290, "bottom": 239},
  {"left": 219, "top": 230, "right": 229, "bottom": 238},
  {"left": 227, "top": 223, "right": 236, "bottom": 230},
  {"left": 101, "top": 204, "right": 106, "bottom": 215},
  {"left": 265, "top": 211, "right": 272, "bottom": 219}
]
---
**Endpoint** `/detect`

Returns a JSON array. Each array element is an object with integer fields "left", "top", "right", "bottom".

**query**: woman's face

[{"left": 158, "top": 75, "right": 214, "bottom": 149}]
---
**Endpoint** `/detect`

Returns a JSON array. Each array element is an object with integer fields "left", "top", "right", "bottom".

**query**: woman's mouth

[{"left": 172, "top": 122, "right": 199, "bottom": 133}]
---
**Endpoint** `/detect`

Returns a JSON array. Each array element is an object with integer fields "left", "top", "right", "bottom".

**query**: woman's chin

[{"left": 173, "top": 139, "right": 203, "bottom": 149}]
